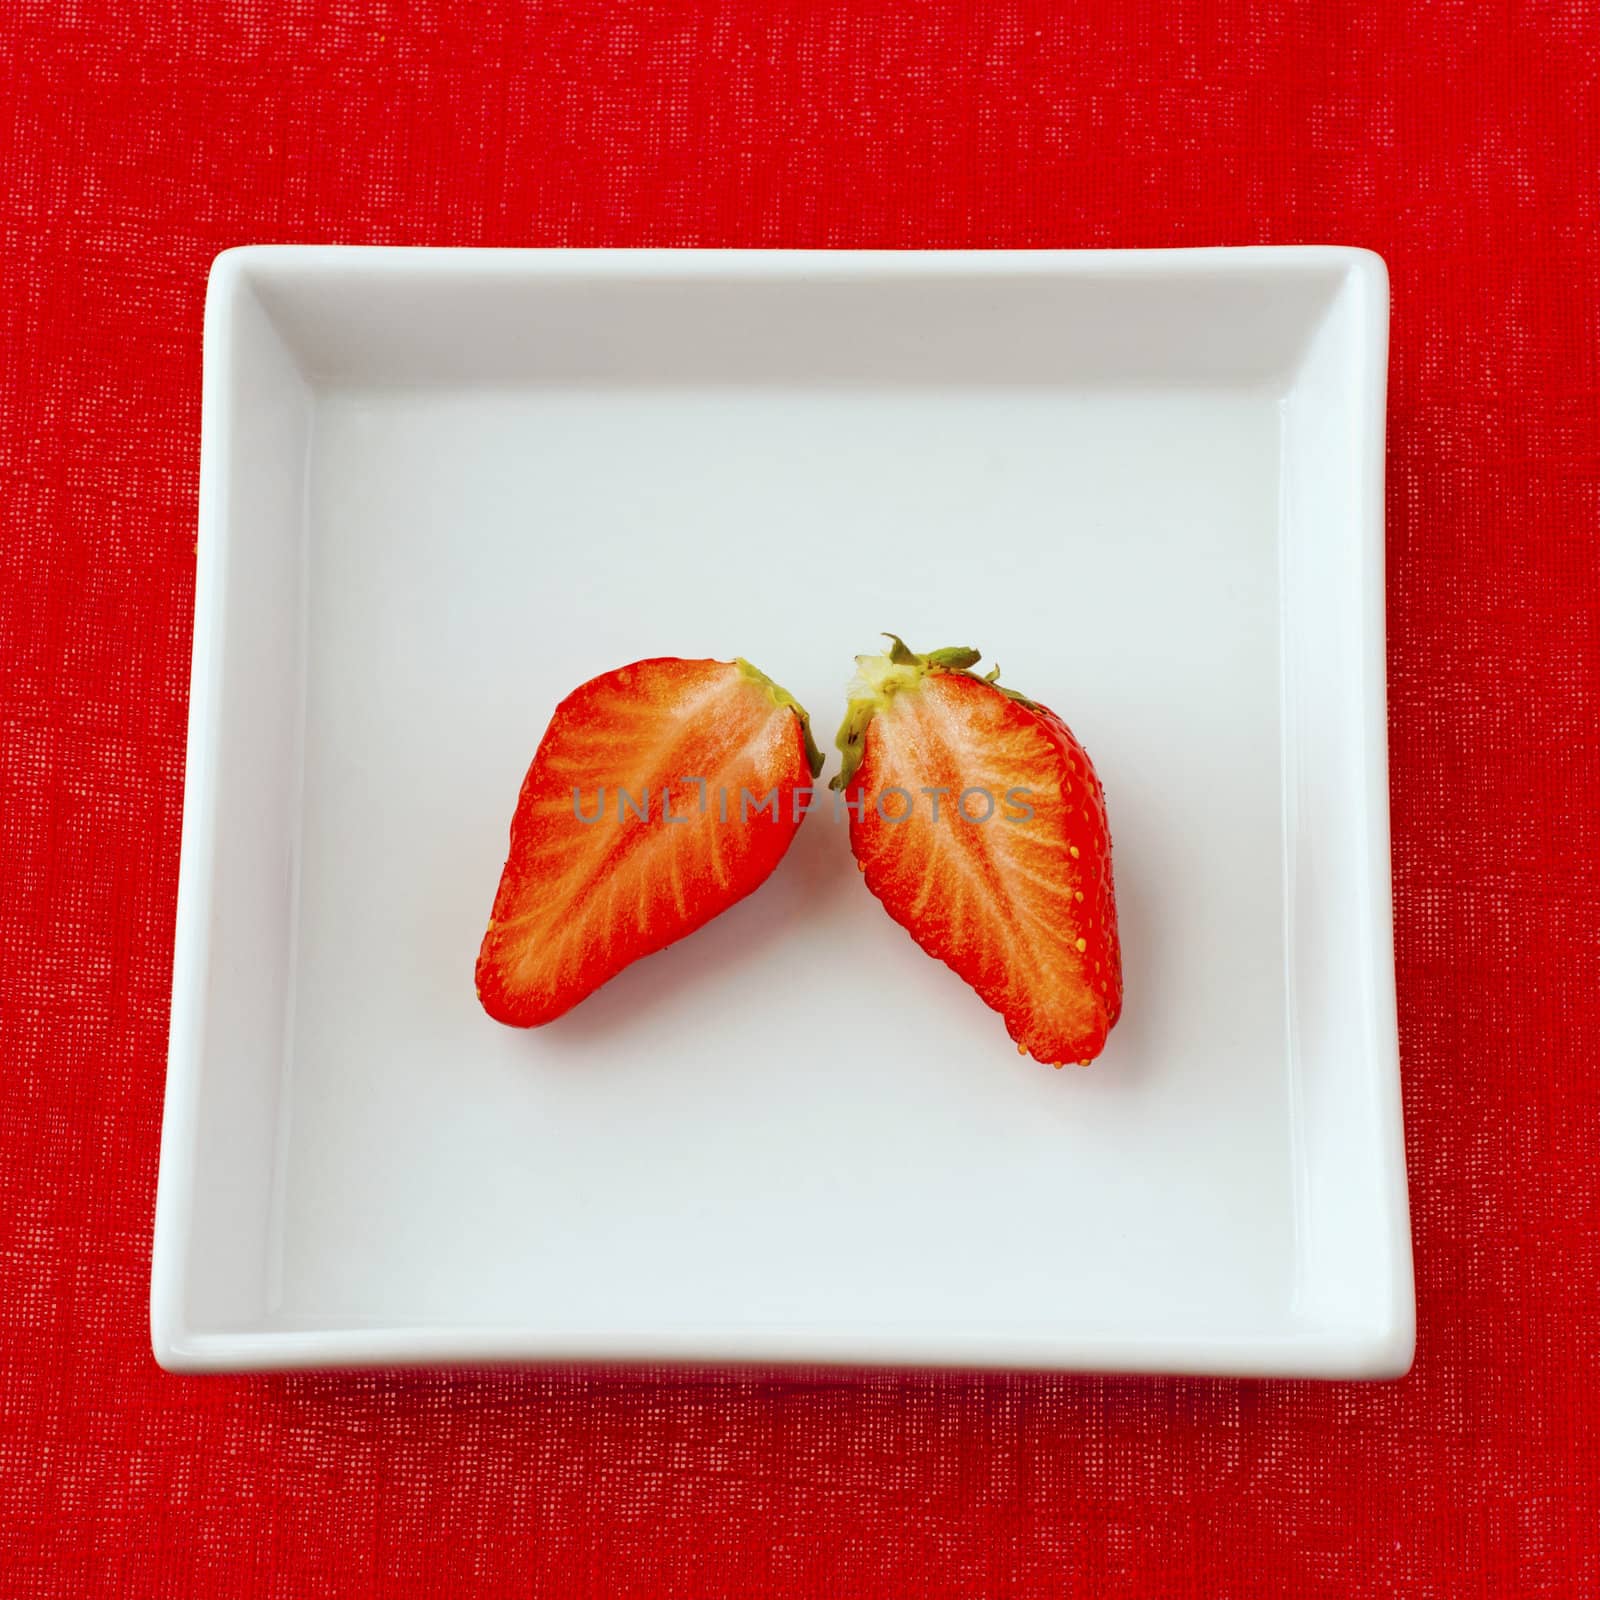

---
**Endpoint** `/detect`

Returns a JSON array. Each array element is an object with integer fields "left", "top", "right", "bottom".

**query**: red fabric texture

[{"left": 3, "top": 2, "right": 1598, "bottom": 1594}]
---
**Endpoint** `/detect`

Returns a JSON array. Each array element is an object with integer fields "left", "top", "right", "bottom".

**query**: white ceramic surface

[{"left": 153, "top": 247, "right": 1413, "bottom": 1376}]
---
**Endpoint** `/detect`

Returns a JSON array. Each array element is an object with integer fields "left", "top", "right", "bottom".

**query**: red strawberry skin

[
  {"left": 477, "top": 657, "right": 821, "bottom": 1027},
  {"left": 836, "top": 639, "right": 1122, "bottom": 1067}
]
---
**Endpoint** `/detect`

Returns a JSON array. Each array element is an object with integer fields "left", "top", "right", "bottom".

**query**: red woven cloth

[{"left": 4, "top": 2, "right": 1598, "bottom": 1594}]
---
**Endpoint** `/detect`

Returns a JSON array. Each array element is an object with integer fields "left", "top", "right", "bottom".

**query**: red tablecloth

[{"left": 4, "top": 3, "right": 1597, "bottom": 1594}]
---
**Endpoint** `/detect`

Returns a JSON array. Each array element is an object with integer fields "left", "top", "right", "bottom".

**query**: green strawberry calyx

[
  {"left": 735, "top": 658, "right": 825, "bottom": 779},
  {"left": 831, "top": 633, "right": 1039, "bottom": 792}
]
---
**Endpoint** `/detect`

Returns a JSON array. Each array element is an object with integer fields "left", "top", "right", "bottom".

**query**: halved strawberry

[
  {"left": 832, "top": 636, "right": 1122, "bottom": 1067},
  {"left": 477, "top": 656, "right": 822, "bottom": 1026}
]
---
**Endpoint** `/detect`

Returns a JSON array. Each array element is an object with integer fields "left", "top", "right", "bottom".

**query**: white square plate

[{"left": 153, "top": 247, "right": 1413, "bottom": 1376}]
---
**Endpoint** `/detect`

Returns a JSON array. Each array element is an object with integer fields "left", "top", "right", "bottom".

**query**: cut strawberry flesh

[
  {"left": 477, "top": 657, "right": 820, "bottom": 1026},
  {"left": 838, "top": 639, "right": 1121, "bottom": 1066}
]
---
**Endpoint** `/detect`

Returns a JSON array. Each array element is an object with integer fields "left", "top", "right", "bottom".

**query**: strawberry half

[
  {"left": 477, "top": 656, "right": 823, "bottom": 1026},
  {"left": 832, "top": 636, "right": 1122, "bottom": 1067}
]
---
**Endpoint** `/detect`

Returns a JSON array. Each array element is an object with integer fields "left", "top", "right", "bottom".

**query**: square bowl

[{"left": 153, "top": 247, "right": 1413, "bottom": 1376}]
